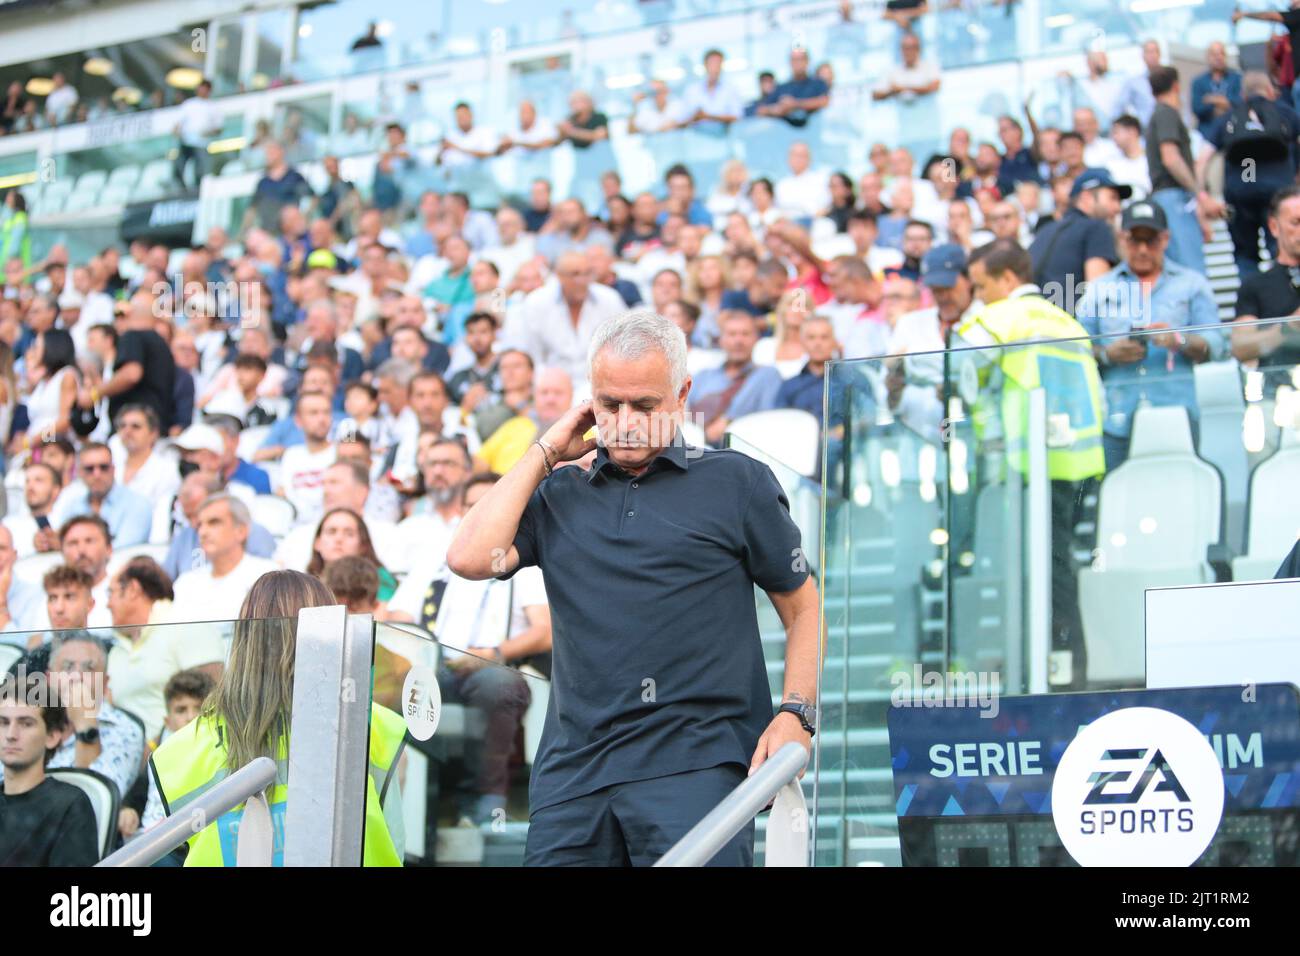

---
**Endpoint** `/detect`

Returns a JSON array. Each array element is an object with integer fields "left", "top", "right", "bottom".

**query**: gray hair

[
  {"left": 198, "top": 492, "right": 251, "bottom": 529},
  {"left": 375, "top": 357, "right": 418, "bottom": 388},
  {"left": 588, "top": 309, "right": 689, "bottom": 394}
]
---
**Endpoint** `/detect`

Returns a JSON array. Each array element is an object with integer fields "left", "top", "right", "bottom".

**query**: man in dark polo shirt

[
  {"left": 1028, "top": 167, "right": 1124, "bottom": 311},
  {"left": 448, "top": 309, "right": 820, "bottom": 867}
]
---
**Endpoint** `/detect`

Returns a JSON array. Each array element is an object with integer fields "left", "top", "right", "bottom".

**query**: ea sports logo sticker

[
  {"left": 1051, "top": 707, "right": 1224, "bottom": 867},
  {"left": 400, "top": 665, "right": 441, "bottom": 742}
]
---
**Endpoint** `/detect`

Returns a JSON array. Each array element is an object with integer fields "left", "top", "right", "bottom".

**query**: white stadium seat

[
  {"left": 107, "top": 542, "right": 171, "bottom": 577},
  {"left": 1234, "top": 426, "right": 1300, "bottom": 582},
  {"left": 250, "top": 494, "right": 297, "bottom": 538},
  {"left": 1194, "top": 360, "right": 1249, "bottom": 554},
  {"left": 725, "top": 409, "right": 821, "bottom": 479},
  {"left": 13, "top": 550, "right": 65, "bottom": 586},
  {"left": 1078, "top": 405, "right": 1223, "bottom": 685},
  {"left": 47, "top": 768, "right": 120, "bottom": 861}
]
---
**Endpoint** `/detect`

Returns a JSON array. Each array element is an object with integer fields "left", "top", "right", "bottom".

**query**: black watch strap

[
  {"left": 778, "top": 702, "right": 816, "bottom": 736},
  {"left": 75, "top": 726, "right": 100, "bottom": 745}
]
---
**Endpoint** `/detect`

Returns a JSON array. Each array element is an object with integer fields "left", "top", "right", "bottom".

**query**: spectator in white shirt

[
  {"left": 438, "top": 101, "right": 501, "bottom": 170},
  {"left": 172, "top": 494, "right": 280, "bottom": 622},
  {"left": 1075, "top": 106, "right": 1123, "bottom": 168},
  {"left": 775, "top": 141, "right": 832, "bottom": 219},
  {"left": 1106, "top": 114, "right": 1152, "bottom": 200},
  {"left": 628, "top": 81, "right": 681, "bottom": 135},
  {"left": 112, "top": 404, "right": 181, "bottom": 506},
  {"left": 1062, "top": 50, "right": 1125, "bottom": 126},
  {"left": 680, "top": 48, "right": 744, "bottom": 135},
  {"left": 480, "top": 207, "right": 536, "bottom": 287},
  {"left": 872, "top": 33, "right": 942, "bottom": 105},
  {"left": 0, "top": 526, "right": 44, "bottom": 637},
  {"left": 4, "top": 463, "right": 63, "bottom": 559},
  {"left": 500, "top": 99, "right": 559, "bottom": 155},
  {"left": 277, "top": 391, "right": 336, "bottom": 528},
  {"left": 390, "top": 370, "right": 476, "bottom": 488},
  {"left": 521, "top": 251, "right": 627, "bottom": 393},
  {"left": 173, "top": 79, "right": 223, "bottom": 189},
  {"left": 43, "top": 73, "right": 79, "bottom": 126}
]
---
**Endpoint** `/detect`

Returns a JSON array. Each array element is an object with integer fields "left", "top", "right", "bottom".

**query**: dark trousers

[
  {"left": 173, "top": 143, "right": 209, "bottom": 190},
  {"left": 524, "top": 764, "right": 753, "bottom": 867},
  {"left": 1051, "top": 479, "right": 1089, "bottom": 689},
  {"left": 437, "top": 663, "right": 530, "bottom": 802},
  {"left": 1228, "top": 193, "right": 1277, "bottom": 282}
]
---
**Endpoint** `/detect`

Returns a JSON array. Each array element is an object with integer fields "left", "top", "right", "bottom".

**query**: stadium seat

[
  {"left": 72, "top": 169, "right": 109, "bottom": 202},
  {"left": 13, "top": 550, "right": 65, "bottom": 586},
  {"left": 518, "top": 663, "right": 548, "bottom": 766},
  {"left": 35, "top": 178, "right": 72, "bottom": 215},
  {"left": 1078, "top": 405, "right": 1223, "bottom": 686},
  {"left": 134, "top": 159, "right": 177, "bottom": 201},
  {"left": 0, "top": 643, "right": 23, "bottom": 672},
  {"left": 47, "top": 768, "right": 120, "bottom": 861},
  {"left": 106, "top": 164, "right": 141, "bottom": 190},
  {"left": 725, "top": 409, "right": 820, "bottom": 478},
  {"left": 98, "top": 183, "right": 134, "bottom": 208},
  {"left": 1234, "top": 426, "right": 1300, "bottom": 582},
  {"left": 236, "top": 425, "right": 270, "bottom": 461},
  {"left": 250, "top": 494, "right": 297, "bottom": 538},
  {"left": 1194, "top": 360, "right": 1249, "bottom": 553}
]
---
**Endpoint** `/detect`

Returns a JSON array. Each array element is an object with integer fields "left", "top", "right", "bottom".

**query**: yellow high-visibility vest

[
  {"left": 150, "top": 703, "right": 407, "bottom": 866},
  {"left": 957, "top": 292, "right": 1106, "bottom": 482}
]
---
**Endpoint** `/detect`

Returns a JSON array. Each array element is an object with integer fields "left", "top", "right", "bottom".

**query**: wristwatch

[
  {"left": 778, "top": 701, "right": 817, "bottom": 737},
  {"left": 75, "top": 726, "right": 100, "bottom": 745}
]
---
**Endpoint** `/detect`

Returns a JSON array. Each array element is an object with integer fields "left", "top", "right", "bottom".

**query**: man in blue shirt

[
  {"left": 243, "top": 142, "right": 314, "bottom": 233},
  {"left": 1074, "top": 200, "right": 1225, "bottom": 469},
  {"left": 1190, "top": 41, "right": 1243, "bottom": 128},
  {"left": 755, "top": 48, "right": 829, "bottom": 128},
  {"left": 688, "top": 312, "right": 784, "bottom": 446},
  {"left": 50, "top": 443, "right": 154, "bottom": 548},
  {"left": 775, "top": 314, "right": 837, "bottom": 424}
]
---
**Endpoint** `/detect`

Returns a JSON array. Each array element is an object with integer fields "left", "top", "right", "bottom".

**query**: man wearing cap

[
  {"left": 1028, "top": 168, "right": 1126, "bottom": 312},
  {"left": 173, "top": 421, "right": 270, "bottom": 500},
  {"left": 1074, "top": 200, "right": 1224, "bottom": 469}
]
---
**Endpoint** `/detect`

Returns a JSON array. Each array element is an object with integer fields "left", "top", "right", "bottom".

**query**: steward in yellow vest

[{"left": 150, "top": 701, "right": 407, "bottom": 866}]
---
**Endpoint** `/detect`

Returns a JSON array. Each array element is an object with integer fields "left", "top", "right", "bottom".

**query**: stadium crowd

[{"left": 3, "top": 23, "right": 1300, "bottom": 864}]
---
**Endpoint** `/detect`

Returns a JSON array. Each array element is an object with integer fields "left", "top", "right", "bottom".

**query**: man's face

[
  {"left": 79, "top": 448, "right": 115, "bottom": 499},
  {"left": 788, "top": 143, "right": 811, "bottom": 175},
  {"left": 420, "top": 445, "right": 469, "bottom": 498},
  {"left": 443, "top": 238, "right": 470, "bottom": 272},
  {"left": 530, "top": 180, "right": 550, "bottom": 210},
  {"left": 790, "top": 49, "right": 809, "bottom": 78},
  {"left": 1123, "top": 227, "right": 1167, "bottom": 275},
  {"left": 1271, "top": 197, "right": 1300, "bottom": 259},
  {"left": 62, "top": 523, "right": 110, "bottom": 582},
  {"left": 463, "top": 319, "right": 495, "bottom": 357},
  {"left": 305, "top": 306, "right": 336, "bottom": 342},
  {"left": 534, "top": 371, "right": 573, "bottom": 424},
  {"left": 496, "top": 210, "right": 522, "bottom": 243},
  {"left": 322, "top": 465, "right": 365, "bottom": 512},
  {"left": 24, "top": 467, "right": 57, "bottom": 512},
  {"left": 47, "top": 584, "right": 93, "bottom": 630},
  {"left": 117, "top": 410, "right": 154, "bottom": 456},
  {"left": 902, "top": 225, "right": 932, "bottom": 260},
  {"left": 1061, "top": 137, "right": 1084, "bottom": 167},
  {"left": 498, "top": 352, "right": 532, "bottom": 392},
  {"left": 705, "top": 52, "right": 723, "bottom": 81},
  {"left": 1207, "top": 42, "right": 1227, "bottom": 72},
  {"left": 633, "top": 193, "right": 659, "bottom": 226},
  {"left": 196, "top": 501, "right": 246, "bottom": 561},
  {"left": 720, "top": 316, "right": 759, "bottom": 363},
  {"left": 409, "top": 378, "right": 448, "bottom": 428},
  {"left": 557, "top": 256, "right": 592, "bottom": 306},
  {"left": 0, "top": 703, "right": 57, "bottom": 774},
  {"left": 394, "top": 296, "right": 426, "bottom": 330},
  {"left": 297, "top": 395, "right": 334, "bottom": 443},
  {"left": 1093, "top": 186, "right": 1124, "bottom": 221},
  {"left": 666, "top": 173, "right": 693, "bottom": 205},
  {"left": 988, "top": 203, "right": 1021, "bottom": 240},
  {"left": 591, "top": 348, "right": 688, "bottom": 473},
  {"left": 930, "top": 275, "right": 973, "bottom": 323},
  {"left": 901, "top": 35, "right": 920, "bottom": 65},
  {"left": 455, "top": 105, "right": 473, "bottom": 132},
  {"left": 801, "top": 319, "right": 836, "bottom": 363},
  {"left": 106, "top": 571, "right": 135, "bottom": 627},
  {"left": 392, "top": 328, "right": 428, "bottom": 364},
  {"left": 651, "top": 271, "right": 682, "bottom": 310},
  {"left": 375, "top": 376, "right": 405, "bottom": 412}
]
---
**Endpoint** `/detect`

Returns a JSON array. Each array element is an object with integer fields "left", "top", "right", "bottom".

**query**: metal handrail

[
  {"left": 96, "top": 756, "right": 278, "bottom": 867},
  {"left": 654, "top": 742, "right": 810, "bottom": 867}
]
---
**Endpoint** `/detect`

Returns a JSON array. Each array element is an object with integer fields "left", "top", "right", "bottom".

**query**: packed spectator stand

[{"left": 2, "top": 0, "right": 1300, "bottom": 868}]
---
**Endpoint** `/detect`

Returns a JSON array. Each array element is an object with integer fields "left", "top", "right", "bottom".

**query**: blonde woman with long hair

[
  {"left": 685, "top": 254, "right": 729, "bottom": 347},
  {"left": 149, "top": 570, "right": 407, "bottom": 866},
  {"left": 753, "top": 290, "right": 813, "bottom": 379}
]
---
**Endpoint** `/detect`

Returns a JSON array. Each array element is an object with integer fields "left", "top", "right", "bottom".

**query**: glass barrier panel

[
  {"left": 816, "top": 315, "right": 1300, "bottom": 867},
  {"left": 0, "top": 617, "right": 259, "bottom": 865},
  {"left": 374, "top": 619, "right": 550, "bottom": 867}
]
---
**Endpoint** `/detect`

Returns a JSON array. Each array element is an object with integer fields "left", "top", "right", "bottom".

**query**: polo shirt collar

[{"left": 586, "top": 436, "right": 692, "bottom": 483}]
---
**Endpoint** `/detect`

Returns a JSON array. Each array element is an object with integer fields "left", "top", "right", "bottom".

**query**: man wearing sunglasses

[
  {"left": 1074, "top": 200, "right": 1224, "bottom": 470},
  {"left": 48, "top": 443, "right": 153, "bottom": 548}
]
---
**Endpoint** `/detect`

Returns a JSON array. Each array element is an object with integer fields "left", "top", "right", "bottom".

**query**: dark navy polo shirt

[{"left": 501, "top": 439, "right": 809, "bottom": 812}]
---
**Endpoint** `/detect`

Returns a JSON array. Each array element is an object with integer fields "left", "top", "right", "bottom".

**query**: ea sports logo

[{"left": 1051, "top": 707, "right": 1224, "bottom": 867}]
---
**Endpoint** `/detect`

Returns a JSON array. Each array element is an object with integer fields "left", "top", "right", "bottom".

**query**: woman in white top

[
  {"left": 15, "top": 328, "right": 77, "bottom": 452},
  {"left": 706, "top": 159, "right": 752, "bottom": 227},
  {"left": 752, "top": 290, "right": 811, "bottom": 380}
]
